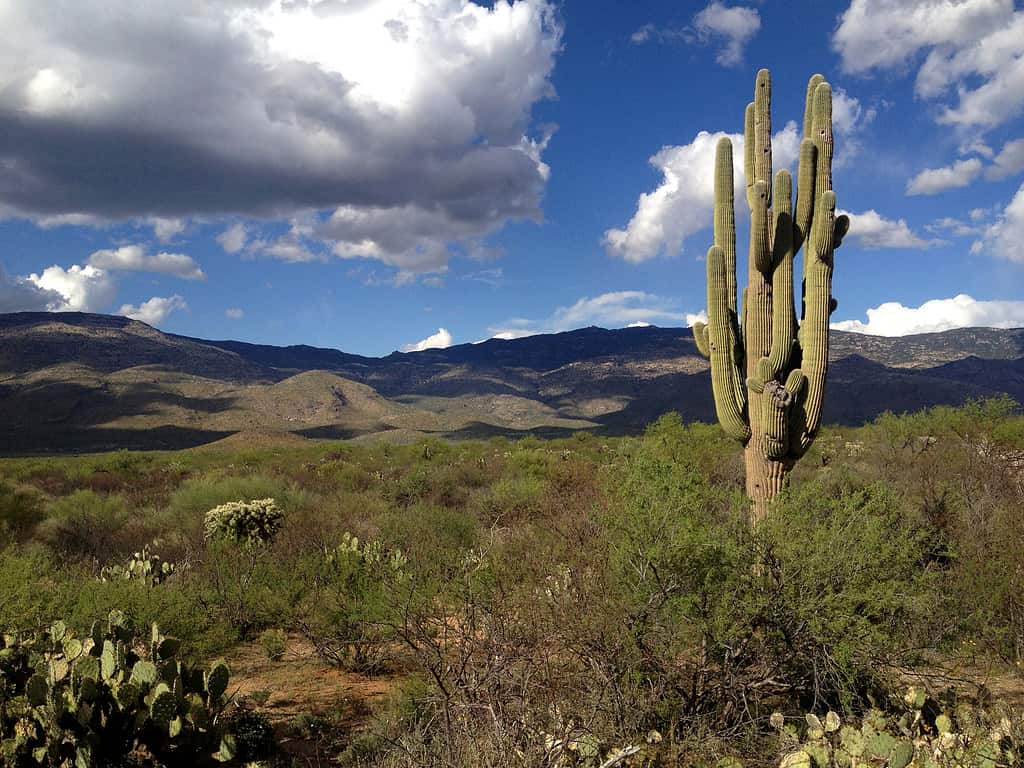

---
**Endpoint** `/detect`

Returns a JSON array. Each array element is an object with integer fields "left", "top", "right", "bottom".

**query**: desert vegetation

[{"left": 1, "top": 398, "right": 1023, "bottom": 766}]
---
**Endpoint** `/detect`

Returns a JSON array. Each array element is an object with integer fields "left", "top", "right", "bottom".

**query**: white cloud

[
  {"left": 693, "top": 2, "right": 761, "bottom": 67},
  {"left": 401, "top": 327, "right": 453, "bottom": 352},
  {"left": 831, "top": 86, "right": 876, "bottom": 166},
  {"left": 0, "top": 265, "right": 63, "bottom": 312},
  {"left": 147, "top": 217, "right": 186, "bottom": 243},
  {"left": 33, "top": 213, "right": 110, "bottom": 230},
  {"left": 960, "top": 138, "right": 994, "bottom": 158},
  {"left": 25, "top": 265, "right": 117, "bottom": 312},
  {"left": 832, "top": 294, "right": 1024, "bottom": 336},
  {"left": 117, "top": 295, "right": 188, "bottom": 326},
  {"left": 604, "top": 121, "right": 800, "bottom": 263},
  {"left": 906, "top": 158, "right": 983, "bottom": 195},
  {"left": 839, "top": 209, "right": 946, "bottom": 249},
  {"left": 986, "top": 138, "right": 1024, "bottom": 181},
  {"left": 0, "top": 0, "right": 563, "bottom": 273},
  {"left": 489, "top": 291, "right": 706, "bottom": 339},
  {"left": 217, "top": 224, "right": 248, "bottom": 254},
  {"left": 86, "top": 244, "right": 205, "bottom": 280},
  {"left": 833, "top": 0, "right": 1024, "bottom": 130},
  {"left": 926, "top": 216, "right": 980, "bottom": 237},
  {"left": 971, "top": 182, "right": 1024, "bottom": 262},
  {"left": 225, "top": 308, "right": 244, "bottom": 319}
]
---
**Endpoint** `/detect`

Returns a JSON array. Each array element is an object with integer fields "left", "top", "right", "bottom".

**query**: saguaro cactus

[{"left": 692, "top": 70, "right": 849, "bottom": 523}]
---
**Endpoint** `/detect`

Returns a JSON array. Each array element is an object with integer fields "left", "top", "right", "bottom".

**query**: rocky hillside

[{"left": 1, "top": 312, "right": 1021, "bottom": 453}]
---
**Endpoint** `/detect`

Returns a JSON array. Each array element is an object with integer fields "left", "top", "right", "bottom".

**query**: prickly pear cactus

[
  {"left": 770, "top": 687, "right": 1021, "bottom": 768},
  {"left": 100, "top": 545, "right": 177, "bottom": 586},
  {"left": 0, "top": 610, "right": 240, "bottom": 766},
  {"left": 692, "top": 69, "right": 849, "bottom": 523}
]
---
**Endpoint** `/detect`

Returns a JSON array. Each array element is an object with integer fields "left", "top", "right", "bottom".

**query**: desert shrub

[
  {"left": 224, "top": 707, "right": 277, "bottom": 762},
  {"left": 194, "top": 540, "right": 302, "bottom": 641},
  {"left": 472, "top": 474, "right": 544, "bottom": 525},
  {"left": 203, "top": 497, "right": 284, "bottom": 547},
  {"left": 161, "top": 474, "right": 296, "bottom": 545},
  {"left": 35, "top": 490, "right": 139, "bottom": 563},
  {"left": 757, "top": 480, "right": 941, "bottom": 709},
  {"left": 377, "top": 503, "right": 477, "bottom": 576},
  {"left": 0, "top": 548, "right": 66, "bottom": 631},
  {"left": 260, "top": 628, "right": 287, "bottom": 661},
  {"left": 0, "top": 481, "right": 44, "bottom": 540},
  {"left": 300, "top": 533, "right": 410, "bottom": 672}
]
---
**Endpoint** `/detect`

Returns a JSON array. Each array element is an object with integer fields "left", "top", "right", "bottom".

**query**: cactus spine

[{"left": 693, "top": 70, "right": 848, "bottom": 523}]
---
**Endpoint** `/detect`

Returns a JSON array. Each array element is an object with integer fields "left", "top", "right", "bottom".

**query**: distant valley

[{"left": 1, "top": 312, "right": 1022, "bottom": 454}]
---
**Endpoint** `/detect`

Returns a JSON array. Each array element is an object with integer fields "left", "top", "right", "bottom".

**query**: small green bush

[
  {"left": 0, "top": 481, "right": 44, "bottom": 540},
  {"left": 259, "top": 628, "right": 287, "bottom": 662}
]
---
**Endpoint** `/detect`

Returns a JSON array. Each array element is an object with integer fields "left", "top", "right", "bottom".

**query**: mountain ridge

[{"left": 1, "top": 312, "right": 1021, "bottom": 454}]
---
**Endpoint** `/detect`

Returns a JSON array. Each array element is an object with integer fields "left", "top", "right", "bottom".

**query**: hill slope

[{"left": 1, "top": 312, "right": 1021, "bottom": 453}]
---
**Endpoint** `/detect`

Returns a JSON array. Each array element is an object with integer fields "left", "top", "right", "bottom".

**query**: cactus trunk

[{"left": 692, "top": 69, "right": 848, "bottom": 525}]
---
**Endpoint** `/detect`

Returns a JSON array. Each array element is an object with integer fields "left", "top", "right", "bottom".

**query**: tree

[{"left": 692, "top": 70, "right": 849, "bottom": 523}]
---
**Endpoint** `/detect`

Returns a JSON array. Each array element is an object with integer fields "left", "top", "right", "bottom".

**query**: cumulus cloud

[
  {"left": 906, "top": 158, "right": 983, "bottom": 195},
  {"left": 839, "top": 209, "right": 946, "bottom": 249},
  {"left": 986, "top": 138, "right": 1024, "bottom": 181},
  {"left": 25, "top": 265, "right": 117, "bottom": 312},
  {"left": 971, "top": 182, "right": 1024, "bottom": 262},
  {"left": 489, "top": 291, "right": 706, "bottom": 339},
  {"left": 833, "top": 0, "right": 1024, "bottom": 129},
  {"left": 225, "top": 308, "right": 244, "bottom": 319},
  {"left": 147, "top": 217, "right": 186, "bottom": 243},
  {"left": 117, "top": 295, "right": 188, "bottom": 326},
  {"left": 216, "top": 224, "right": 248, "bottom": 254},
  {"left": 0, "top": 265, "right": 63, "bottom": 312},
  {"left": 833, "top": 294, "right": 1024, "bottom": 336},
  {"left": 830, "top": 86, "right": 876, "bottom": 166},
  {"left": 401, "top": 327, "right": 453, "bottom": 352},
  {"left": 86, "top": 244, "right": 205, "bottom": 280},
  {"left": 605, "top": 122, "right": 800, "bottom": 263},
  {"left": 0, "top": 0, "right": 562, "bottom": 273},
  {"left": 692, "top": 2, "right": 760, "bottom": 67}
]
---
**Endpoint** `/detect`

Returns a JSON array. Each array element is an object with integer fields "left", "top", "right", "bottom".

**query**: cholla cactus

[
  {"left": 203, "top": 498, "right": 283, "bottom": 548},
  {"left": 692, "top": 69, "right": 849, "bottom": 523}
]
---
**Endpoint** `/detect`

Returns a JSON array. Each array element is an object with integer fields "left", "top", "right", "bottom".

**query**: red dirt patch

[{"left": 226, "top": 635, "right": 402, "bottom": 758}]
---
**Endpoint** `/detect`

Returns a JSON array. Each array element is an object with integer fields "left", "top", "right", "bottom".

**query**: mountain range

[{"left": 1, "top": 311, "right": 1022, "bottom": 454}]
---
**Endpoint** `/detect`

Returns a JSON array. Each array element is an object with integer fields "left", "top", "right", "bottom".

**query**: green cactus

[
  {"left": 204, "top": 497, "right": 284, "bottom": 547},
  {"left": 100, "top": 545, "right": 178, "bottom": 586},
  {"left": 693, "top": 69, "right": 849, "bottom": 523},
  {"left": 0, "top": 610, "right": 242, "bottom": 766},
  {"left": 771, "top": 688, "right": 1022, "bottom": 768}
]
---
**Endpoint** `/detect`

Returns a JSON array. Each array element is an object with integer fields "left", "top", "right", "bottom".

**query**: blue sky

[{"left": 1, "top": 0, "right": 1022, "bottom": 355}]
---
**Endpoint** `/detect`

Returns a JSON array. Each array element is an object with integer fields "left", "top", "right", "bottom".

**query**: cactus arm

[
  {"left": 743, "top": 71, "right": 774, "bottom": 378},
  {"left": 750, "top": 181, "right": 772, "bottom": 274},
  {"left": 714, "top": 136, "right": 739, "bottom": 314},
  {"left": 752, "top": 69, "right": 772, "bottom": 202},
  {"left": 743, "top": 102, "right": 755, "bottom": 206},
  {"left": 766, "top": 169, "right": 795, "bottom": 378},
  {"left": 706, "top": 244, "right": 751, "bottom": 442},
  {"left": 802, "top": 74, "right": 825, "bottom": 144},
  {"left": 793, "top": 81, "right": 836, "bottom": 456},
  {"left": 693, "top": 321, "right": 710, "bottom": 358}
]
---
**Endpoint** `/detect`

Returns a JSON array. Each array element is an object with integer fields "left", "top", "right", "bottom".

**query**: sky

[{"left": 0, "top": 0, "right": 1023, "bottom": 356}]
